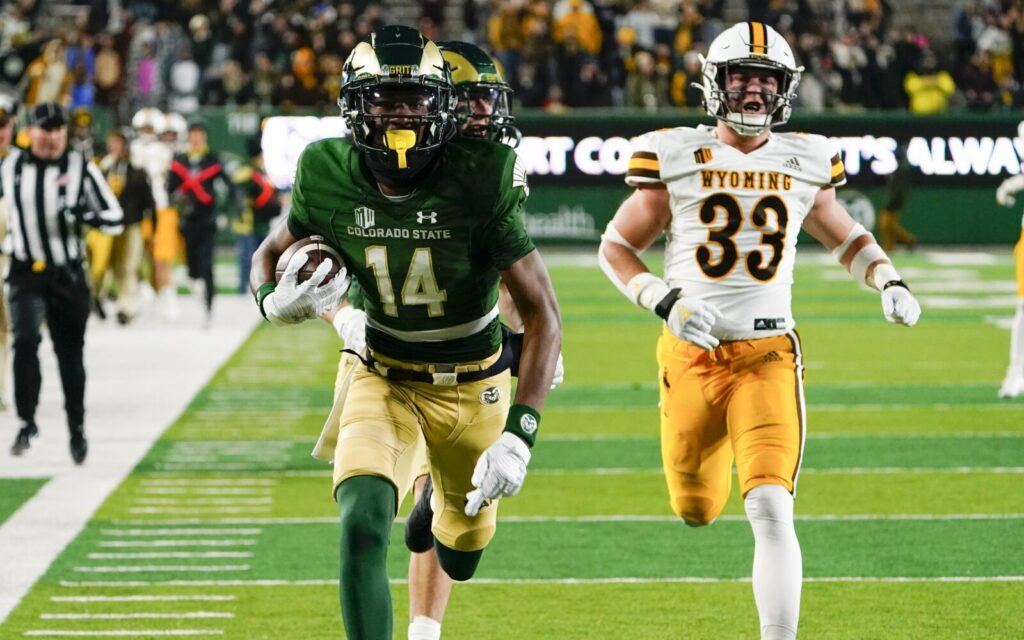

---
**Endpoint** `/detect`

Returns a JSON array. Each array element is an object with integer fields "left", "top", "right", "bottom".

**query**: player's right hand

[
  {"left": 332, "top": 305, "right": 367, "bottom": 353},
  {"left": 996, "top": 188, "right": 1015, "bottom": 207},
  {"left": 665, "top": 297, "right": 724, "bottom": 350},
  {"left": 264, "top": 255, "right": 349, "bottom": 326}
]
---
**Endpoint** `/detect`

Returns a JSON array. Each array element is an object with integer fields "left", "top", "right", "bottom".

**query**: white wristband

[
  {"left": 871, "top": 262, "right": 901, "bottom": 291},
  {"left": 331, "top": 305, "right": 361, "bottom": 341},
  {"left": 627, "top": 272, "right": 671, "bottom": 312}
]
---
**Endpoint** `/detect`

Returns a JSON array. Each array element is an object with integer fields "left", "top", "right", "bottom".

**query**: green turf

[
  {"left": 3, "top": 251, "right": 1023, "bottom": 639},
  {"left": 0, "top": 478, "right": 47, "bottom": 526}
]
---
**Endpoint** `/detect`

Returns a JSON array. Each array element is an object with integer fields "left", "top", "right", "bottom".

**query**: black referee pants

[{"left": 8, "top": 261, "right": 90, "bottom": 434}]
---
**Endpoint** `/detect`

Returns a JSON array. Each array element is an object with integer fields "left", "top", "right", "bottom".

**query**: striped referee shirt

[{"left": 0, "top": 147, "right": 124, "bottom": 267}]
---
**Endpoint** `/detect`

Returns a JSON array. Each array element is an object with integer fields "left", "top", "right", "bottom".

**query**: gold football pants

[
  {"left": 657, "top": 328, "right": 806, "bottom": 525},
  {"left": 333, "top": 348, "right": 510, "bottom": 552}
]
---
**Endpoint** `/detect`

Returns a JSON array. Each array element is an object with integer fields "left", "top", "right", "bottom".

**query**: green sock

[
  {"left": 434, "top": 539, "right": 484, "bottom": 581},
  {"left": 336, "top": 476, "right": 396, "bottom": 640}
]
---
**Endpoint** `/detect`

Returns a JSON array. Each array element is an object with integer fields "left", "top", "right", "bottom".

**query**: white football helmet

[
  {"left": 131, "top": 107, "right": 167, "bottom": 135},
  {"left": 162, "top": 111, "right": 188, "bottom": 150},
  {"left": 697, "top": 22, "right": 803, "bottom": 137}
]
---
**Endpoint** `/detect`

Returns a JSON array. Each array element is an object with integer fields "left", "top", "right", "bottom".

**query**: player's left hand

[
  {"left": 465, "top": 433, "right": 532, "bottom": 517},
  {"left": 881, "top": 284, "right": 921, "bottom": 327}
]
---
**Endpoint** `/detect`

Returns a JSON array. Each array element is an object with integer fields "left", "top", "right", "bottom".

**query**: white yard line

[
  {"left": 0, "top": 296, "right": 260, "bottom": 624},
  {"left": 86, "top": 552, "right": 254, "bottom": 560},
  {"left": 94, "top": 513, "right": 1024, "bottom": 527},
  {"left": 50, "top": 596, "right": 236, "bottom": 603},
  {"left": 56, "top": 576, "right": 1024, "bottom": 588},
  {"left": 138, "top": 479, "right": 277, "bottom": 487},
  {"left": 99, "top": 529, "right": 262, "bottom": 537},
  {"left": 73, "top": 566, "right": 251, "bottom": 574},
  {"left": 40, "top": 612, "right": 233, "bottom": 620},
  {"left": 97, "top": 540, "right": 257, "bottom": 548},
  {"left": 24, "top": 631, "right": 224, "bottom": 637}
]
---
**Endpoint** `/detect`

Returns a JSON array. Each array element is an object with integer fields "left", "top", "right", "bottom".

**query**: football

[{"left": 275, "top": 235, "right": 344, "bottom": 286}]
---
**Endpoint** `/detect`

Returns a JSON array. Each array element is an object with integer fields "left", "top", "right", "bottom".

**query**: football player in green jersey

[{"left": 250, "top": 26, "right": 561, "bottom": 640}]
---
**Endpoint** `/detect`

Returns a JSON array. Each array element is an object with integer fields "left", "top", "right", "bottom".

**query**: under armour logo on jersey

[
  {"left": 416, "top": 210, "right": 438, "bottom": 224},
  {"left": 783, "top": 156, "right": 802, "bottom": 172},
  {"left": 754, "top": 318, "right": 786, "bottom": 330},
  {"left": 693, "top": 147, "right": 713, "bottom": 164}
]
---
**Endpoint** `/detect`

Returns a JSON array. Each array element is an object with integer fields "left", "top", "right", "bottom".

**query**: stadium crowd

[{"left": 1, "top": 0, "right": 1024, "bottom": 119}]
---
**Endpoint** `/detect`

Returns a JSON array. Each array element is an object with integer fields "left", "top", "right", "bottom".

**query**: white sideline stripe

[
  {"left": 50, "top": 596, "right": 237, "bottom": 603},
  {"left": 73, "top": 565, "right": 250, "bottom": 573},
  {"left": 139, "top": 479, "right": 276, "bottom": 487},
  {"left": 100, "top": 529, "right": 262, "bottom": 537},
  {"left": 24, "top": 631, "right": 223, "bottom": 637},
  {"left": 98, "top": 540, "right": 257, "bottom": 548},
  {"left": 0, "top": 295, "right": 260, "bottom": 624},
  {"left": 56, "top": 576, "right": 1024, "bottom": 588},
  {"left": 41, "top": 612, "right": 233, "bottom": 620},
  {"left": 87, "top": 552, "right": 254, "bottom": 560},
  {"left": 558, "top": 403, "right": 1024, "bottom": 412}
]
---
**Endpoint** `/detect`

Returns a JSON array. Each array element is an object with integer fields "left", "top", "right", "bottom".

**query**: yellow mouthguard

[{"left": 384, "top": 129, "right": 417, "bottom": 169}]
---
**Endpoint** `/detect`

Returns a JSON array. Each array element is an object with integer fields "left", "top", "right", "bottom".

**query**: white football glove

[
  {"left": 465, "top": 432, "right": 532, "bottom": 517},
  {"left": 881, "top": 284, "right": 921, "bottom": 327},
  {"left": 332, "top": 305, "right": 367, "bottom": 353},
  {"left": 264, "top": 255, "right": 349, "bottom": 326},
  {"left": 665, "top": 296, "right": 724, "bottom": 350}
]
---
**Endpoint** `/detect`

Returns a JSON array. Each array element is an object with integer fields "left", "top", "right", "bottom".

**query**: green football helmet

[
  {"left": 339, "top": 25, "right": 457, "bottom": 183},
  {"left": 438, "top": 41, "right": 520, "bottom": 146}
]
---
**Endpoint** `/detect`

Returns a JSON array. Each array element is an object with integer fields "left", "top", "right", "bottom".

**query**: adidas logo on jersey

[
  {"left": 754, "top": 318, "right": 786, "bottom": 331},
  {"left": 783, "top": 157, "right": 802, "bottom": 172}
]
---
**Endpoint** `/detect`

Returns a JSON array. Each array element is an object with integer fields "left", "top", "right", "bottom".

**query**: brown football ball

[{"left": 275, "top": 235, "right": 344, "bottom": 286}]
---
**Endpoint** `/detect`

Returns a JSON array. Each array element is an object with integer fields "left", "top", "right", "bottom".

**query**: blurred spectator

[
  {"left": 625, "top": 49, "right": 668, "bottom": 110},
  {"left": 488, "top": 2, "right": 525, "bottom": 90},
  {"left": 274, "top": 47, "right": 324, "bottom": 108},
  {"left": 23, "top": 39, "right": 69, "bottom": 105},
  {"left": 976, "top": 10, "right": 1014, "bottom": 86},
  {"left": 673, "top": 2, "right": 704, "bottom": 56},
  {"left": 168, "top": 45, "right": 201, "bottom": 114},
  {"left": 251, "top": 53, "right": 278, "bottom": 107},
  {"left": 554, "top": 0, "right": 602, "bottom": 55},
  {"left": 620, "top": 0, "right": 662, "bottom": 51},
  {"left": 959, "top": 50, "right": 999, "bottom": 110},
  {"left": 904, "top": 49, "right": 955, "bottom": 114},
  {"left": 670, "top": 49, "right": 704, "bottom": 107},
  {"left": 203, "top": 59, "right": 253, "bottom": 106},
  {"left": 573, "top": 57, "right": 612, "bottom": 106},
  {"left": 93, "top": 35, "right": 123, "bottom": 109}
]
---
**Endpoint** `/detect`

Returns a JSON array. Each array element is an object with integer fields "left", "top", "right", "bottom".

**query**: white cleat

[{"left": 998, "top": 368, "right": 1024, "bottom": 399}]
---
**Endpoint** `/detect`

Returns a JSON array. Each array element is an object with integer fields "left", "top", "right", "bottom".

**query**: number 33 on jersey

[{"left": 627, "top": 124, "right": 846, "bottom": 340}]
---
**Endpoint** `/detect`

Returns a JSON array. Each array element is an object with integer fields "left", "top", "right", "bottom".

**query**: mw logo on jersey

[
  {"left": 355, "top": 206, "right": 375, "bottom": 229},
  {"left": 416, "top": 210, "right": 438, "bottom": 224}
]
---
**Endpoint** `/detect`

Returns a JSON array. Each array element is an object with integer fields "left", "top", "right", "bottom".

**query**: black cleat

[
  {"left": 70, "top": 431, "right": 88, "bottom": 465},
  {"left": 404, "top": 475, "right": 435, "bottom": 553},
  {"left": 11, "top": 423, "right": 38, "bottom": 456}
]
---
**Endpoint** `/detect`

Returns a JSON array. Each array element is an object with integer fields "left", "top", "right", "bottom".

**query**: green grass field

[{"left": 2, "top": 250, "right": 1023, "bottom": 639}]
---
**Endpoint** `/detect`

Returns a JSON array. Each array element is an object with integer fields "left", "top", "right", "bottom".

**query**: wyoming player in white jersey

[
  {"left": 599, "top": 22, "right": 921, "bottom": 640},
  {"left": 994, "top": 119, "right": 1024, "bottom": 398}
]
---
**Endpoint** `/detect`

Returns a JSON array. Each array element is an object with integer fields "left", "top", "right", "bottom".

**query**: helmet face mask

[
  {"left": 698, "top": 22, "right": 803, "bottom": 137},
  {"left": 439, "top": 41, "right": 521, "bottom": 146},
  {"left": 339, "top": 26, "right": 456, "bottom": 184},
  {"left": 453, "top": 85, "right": 513, "bottom": 140}
]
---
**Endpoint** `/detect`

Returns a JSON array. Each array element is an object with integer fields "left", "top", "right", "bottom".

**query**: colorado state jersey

[
  {"left": 627, "top": 124, "right": 846, "bottom": 340},
  {"left": 288, "top": 137, "right": 533, "bottom": 363}
]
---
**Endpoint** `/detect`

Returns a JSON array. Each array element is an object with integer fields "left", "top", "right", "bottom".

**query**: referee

[{"left": 0, "top": 103, "right": 124, "bottom": 464}]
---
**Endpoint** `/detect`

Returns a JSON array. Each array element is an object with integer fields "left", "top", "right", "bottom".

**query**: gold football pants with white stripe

[{"left": 656, "top": 328, "right": 806, "bottom": 525}]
